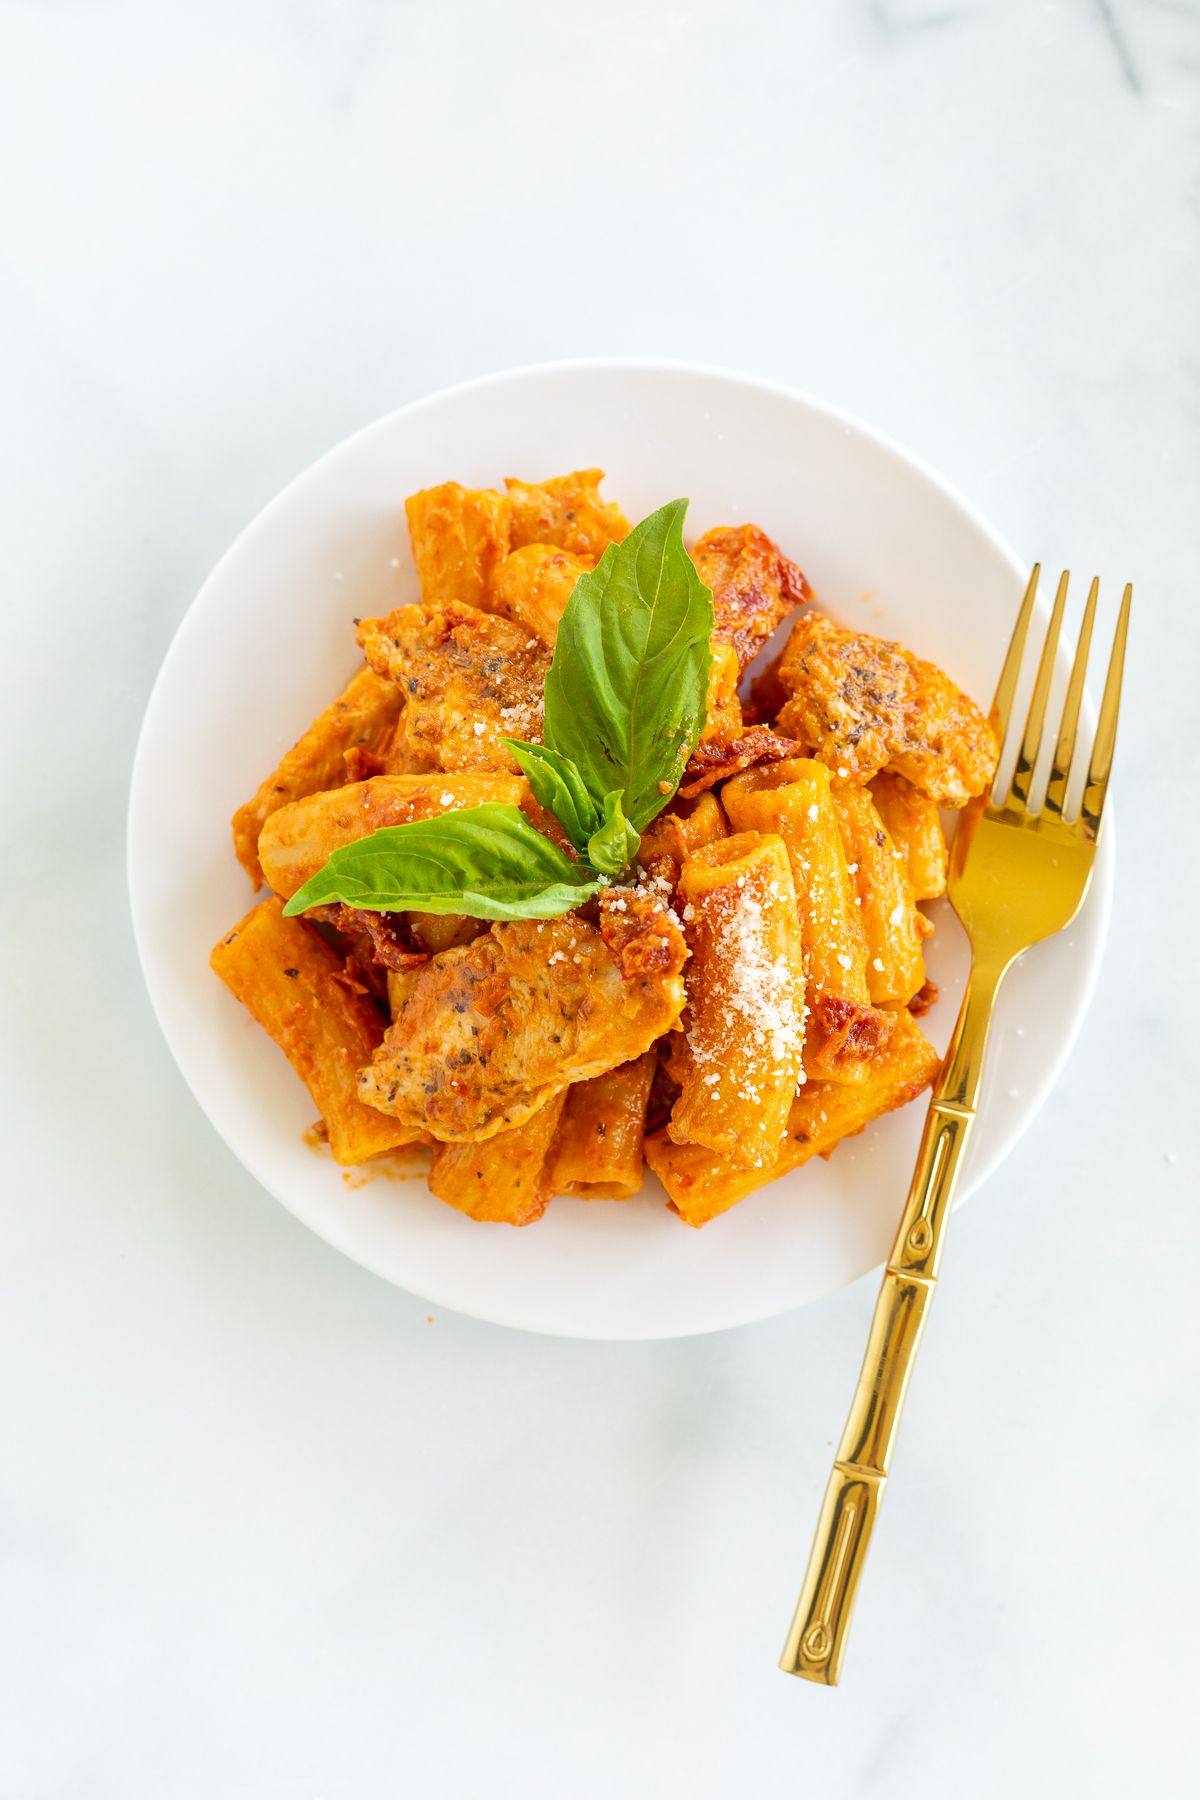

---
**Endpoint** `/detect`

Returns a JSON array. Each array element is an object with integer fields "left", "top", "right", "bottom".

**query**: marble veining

[{"left": 0, "top": 2, "right": 1196, "bottom": 1796}]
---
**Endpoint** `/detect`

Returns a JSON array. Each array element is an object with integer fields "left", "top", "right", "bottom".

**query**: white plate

[{"left": 128, "top": 360, "right": 1111, "bottom": 1340}]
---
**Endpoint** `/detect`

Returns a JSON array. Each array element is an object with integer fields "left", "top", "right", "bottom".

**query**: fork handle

[{"left": 779, "top": 958, "right": 1009, "bottom": 1684}]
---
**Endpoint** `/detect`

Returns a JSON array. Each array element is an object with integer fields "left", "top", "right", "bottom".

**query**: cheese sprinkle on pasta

[{"left": 684, "top": 882, "right": 808, "bottom": 1160}]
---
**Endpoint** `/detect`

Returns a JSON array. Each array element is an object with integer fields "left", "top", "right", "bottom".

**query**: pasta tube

[
  {"left": 257, "top": 772, "right": 527, "bottom": 900},
  {"left": 723, "top": 758, "right": 868, "bottom": 1001},
  {"left": 211, "top": 897, "right": 416, "bottom": 1165},
  {"left": 504, "top": 468, "right": 629, "bottom": 559},
  {"left": 491, "top": 543, "right": 593, "bottom": 644},
  {"left": 869, "top": 771, "right": 948, "bottom": 900},
  {"left": 231, "top": 666, "right": 401, "bottom": 887},
  {"left": 429, "top": 1090, "right": 568, "bottom": 1225},
  {"left": 668, "top": 832, "right": 806, "bottom": 1169},
  {"left": 647, "top": 1009, "right": 940, "bottom": 1227},
  {"left": 405, "top": 482, "right": 511, "bottom": 611},
  {"left": 636, "top": 790, "right": 728, "bottom": 882},
  {"left": 723, "top": 758, "right": 894, "bottom": 1082},
  {"left": 830, "top": 783, "right": 927, "bottom": 1006},
  {"left": 545, "top": 1053, "right": 657, "bottom": 1200}
]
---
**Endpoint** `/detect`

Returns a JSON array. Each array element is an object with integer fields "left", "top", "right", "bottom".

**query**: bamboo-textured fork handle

[{"left": 779, "top": 953, "right": 1012, "bottom": 1684}]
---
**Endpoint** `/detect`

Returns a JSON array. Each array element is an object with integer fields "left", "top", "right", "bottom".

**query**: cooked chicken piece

[
  {"left": 358, "top": 892, "right": 687, "bottom": 1142},
  {"left": 776, "top": 612, "right": 997, "bottom": 805},
  {"left": 404, "top": 482, "right": 511, "bottom": 611},
  {"left": 231, "top": 666, "right": 402, "bottom": 887},
  {"left": 257, "top": 771, "right": 528, "bottom": 900},
  {"left": 690, "top": 524, "right": 811, "bottom": 671},
  {"left": 490, "top": 543, "right": 593, "bottom": 644},
  {"left": 356, "top": 600, "right": 550, "bottom": 773},
  {"left": 504, "top": 468, "right": 629, "bottom": 559}
]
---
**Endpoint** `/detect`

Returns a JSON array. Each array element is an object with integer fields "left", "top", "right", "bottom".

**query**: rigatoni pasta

[
  {"left": 215, "top": 465, "right": 997, "bottom": 1229},
  {"left": 545, "top": 1053, "right": 657, "bottom": 1199},
  {"left": 723, "top": 759, "right": 869, "bottom": 1006},
  {"left": 829, "top": 782, "right": 928, "bottom": 1007},
  {"left": 257, "top": 772, "right": 528, "bottom": 900},
  {"left": 404, "top": 481, "right": 511, "bottom": 612},
  {"left": 869, "top": 771, "right": 948, "bottom": 901},
  {"left": 647, "top": 1009, "right": 941, "bottom": 1228},
  {"left": 429, "top": 1091, "right": 569, "bottom": 1224},
  {"left": 636, "top": 790, "right": 727, "bottom": 884},
  {"left": 669, "top": 833, "right": 805, "bottom": 1170},
  {"left": 504, "top": 468, "right": 629, "bottom": 559},
  {"left": 721, "top": 758, "right": 896, "bottom": 1086},
  {"left": 491, "top": 544, "right": 595, "bottom": 645},
  {"left": 232, "top": 666, "right": 402, "bottom": 886},
  {"left": 210, "top": 897, "right": 418, "bottom": 1165}
]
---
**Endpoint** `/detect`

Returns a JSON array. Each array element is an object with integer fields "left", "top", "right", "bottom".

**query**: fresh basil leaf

[
  {"left": 543, "top": 498, "right": 714, "bottom": 832},
  {"left": 502, "top": 739, "right": 600, "bottom": 854},
  {"left": 586, "top": 790, "right": 641, "bottom": 877},
  {"left": 281, "top": 804, "right": 600, "bottom": 921}
]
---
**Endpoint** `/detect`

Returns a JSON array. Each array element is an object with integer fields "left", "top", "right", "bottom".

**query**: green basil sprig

[
  {"left": 524, "top": 497, "right": 715, "bottom": 832},
  {"left": 283, "top": 500, "right": 713, "bottom": 923},
  {"left": 282, "top": 804, "right": 600, "bottom": 920},
  {"left": 585, "top": 790, "right": 641, "bottom": 878},
  {"left": 503, "top": 740, "right": 602, "bottom": 853}
]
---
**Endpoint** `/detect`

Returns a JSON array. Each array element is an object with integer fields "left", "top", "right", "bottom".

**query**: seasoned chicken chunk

[
  {"left": 357, "top": 892, "right": 687, "bottom": 1142},
  {"left": 505, "top": 468, "right": 629, "bottom": 559},
  {"left": 776, "top": 611, "right": 997, "bottom": 805},
  {"left": 490, "top": 543, "right": 593, "bottom": 645},
  {"left": 404, "top": 482, "right": 511, "bottom": 611},
  {"left": 356, "top": 601, "right": 550, "bottom": 773},
  {"left": 691, "top": 524, "right": 811, "bottom": 671}
]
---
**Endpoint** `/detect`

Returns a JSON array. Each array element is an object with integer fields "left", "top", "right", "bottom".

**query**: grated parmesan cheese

[{"left": 686, "top": 883, "right": 806, "bottom": 1088}]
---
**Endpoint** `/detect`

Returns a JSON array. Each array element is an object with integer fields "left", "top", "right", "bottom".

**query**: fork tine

[
  {"left": 1009, "top": 569, "right": 1070, "bottom": 810},
  {"left": 990, "top": 563, "right": 1040, "bottom": 750},
  {"left": 1044, "top": 577, "right": 1099, "bottom": 817},
  {"left": 1080, "top": 583, "right": 1132, "bottom": 838}
]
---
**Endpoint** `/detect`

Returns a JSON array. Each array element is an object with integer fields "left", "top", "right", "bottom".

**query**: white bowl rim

[{"left": 127, "top": 356, "right": 1113, "bottom": 1337}]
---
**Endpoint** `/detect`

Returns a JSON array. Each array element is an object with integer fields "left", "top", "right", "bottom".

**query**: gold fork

[{"left": 779, "top": 566, "right": 1132, "bottom": 1686}]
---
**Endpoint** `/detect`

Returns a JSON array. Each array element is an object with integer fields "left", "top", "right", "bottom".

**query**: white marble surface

[{"left": 1, "top": 2, "right": 1196, "bottom": 1794}]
